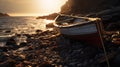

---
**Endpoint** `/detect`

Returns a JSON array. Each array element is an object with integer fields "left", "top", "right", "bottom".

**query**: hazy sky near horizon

[{"left": 0, "top": 0, "right": 67, "bottom": 16}]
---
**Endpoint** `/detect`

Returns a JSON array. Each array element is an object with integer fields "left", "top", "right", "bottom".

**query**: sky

[{"left": 0, "top": 0, "right": 67, "bottom": 16}]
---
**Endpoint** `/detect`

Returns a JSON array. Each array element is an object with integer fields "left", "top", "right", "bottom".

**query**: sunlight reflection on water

[
  {"left": 0, "top": 17, "right": 54, "bottom": 43},
  {"left": 0, "top": 17, "right": 53, "bottom": 35}
]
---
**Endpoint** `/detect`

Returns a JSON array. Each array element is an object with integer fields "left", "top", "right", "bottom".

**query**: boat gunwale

[
  {"left": 54, "top": 14, "right": 101, "bottom": 28},
  {"left": 54, "top": 21, "right": 98, "bottom": 28}
]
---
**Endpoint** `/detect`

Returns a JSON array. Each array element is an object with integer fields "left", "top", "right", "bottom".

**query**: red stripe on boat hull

[{"left": 63, "top": 33, "right": 103, "bottom": 48}]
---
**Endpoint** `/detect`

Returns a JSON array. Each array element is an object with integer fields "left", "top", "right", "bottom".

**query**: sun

[
  {"left": 37, "top": 0, "right": 67, "bottom": 15},
  {"left": 40, "top": 0, "right": 58, "bottom": 9}
]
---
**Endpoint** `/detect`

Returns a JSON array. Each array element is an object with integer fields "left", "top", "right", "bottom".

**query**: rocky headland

[
  {"left": 61, "top": 0, "right": 120, "bottom": 15},
  {"left": 36, "top": 13, "right": 58, "bottom": 20},
  {"left": 0, "top": 12, "right": 9, "bottom": 17}
]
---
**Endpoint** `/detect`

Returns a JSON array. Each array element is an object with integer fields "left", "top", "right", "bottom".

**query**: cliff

[
  {"left": 61, "top": 0, "right": 120, "bottom": 15},
  {"left": 36, "top": 0, "right": 120, "bottom": 20}
]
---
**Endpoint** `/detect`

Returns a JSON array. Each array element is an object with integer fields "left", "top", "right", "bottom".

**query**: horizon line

[{"left": 8, "top": 13, "right": 53, "bottom": 16}]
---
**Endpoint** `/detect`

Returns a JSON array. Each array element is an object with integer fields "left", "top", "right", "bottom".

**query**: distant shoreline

[
  {"left": 0, "top": 12, "right": 10, "bottom": 17},
  {"left": 36, "top": 13, "right": 58, "bottom": 20}
]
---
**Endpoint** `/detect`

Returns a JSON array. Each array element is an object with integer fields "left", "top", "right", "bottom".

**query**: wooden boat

[{"left": 53, "top": 14, "right": 104, "bottom": 48}]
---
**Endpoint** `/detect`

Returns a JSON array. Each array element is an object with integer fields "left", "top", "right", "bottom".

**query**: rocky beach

[{"left": 0, "top": 27, "right": 120, "bottom": 67}]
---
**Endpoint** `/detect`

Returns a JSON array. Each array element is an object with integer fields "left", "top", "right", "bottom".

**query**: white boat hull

[{"left": 59, "top": 23, "right": 97, "bottom": 35}]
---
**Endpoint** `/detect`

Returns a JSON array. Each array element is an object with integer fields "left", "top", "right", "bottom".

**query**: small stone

[
  {"left": 0, "top": 59, "right": 16, "bottom": 67},
  {"left": 6, "top": 38, "right": 18, "bottom": 50},
  {"left": 77, "top": 63, "right": 82, "bottom": 67},
  {"left": 69, "top": 62, "right": 76, "bottom": 66},
  {"left": 6, "top": 38, "right": 16, "bottom": 46},
  {"left": 4, "top": 30, "right": 11, "bottom": 33},
  {"left": 39, "top": 62, "right": 54, "bottom": 67},
  {"left": 19, "top": 42, "right": 27, "bottom": 47},
  {"left": 19, "top": 54, "right": 26, "bottom": 59},
  {"left": 16, "top": 62, "right": 23, "bottom": 67},
  {"left": 83, "top": 61, "right": 88, "bottom": 66},
  {"left": 23, "top": 61, "right": 32, "bottom": 64},
  {"left": 36, "top": 30, "right": 42, "bottom": 34}
]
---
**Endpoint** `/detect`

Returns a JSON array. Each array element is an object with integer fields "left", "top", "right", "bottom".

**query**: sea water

[{"left": 0, "top": 16, "right": 47, "bottom": 45}]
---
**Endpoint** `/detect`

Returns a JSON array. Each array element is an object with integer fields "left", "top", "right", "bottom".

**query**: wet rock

[
  {"left": 4, "top": 30, "right": 11, "bottom": 33},
  {"left": 46, "top": 23, "right": 54, "bottom": 28},
  {"left": 15, "top": 62, "right": 24, "bottom": 67},
  {"left": 39, "top": 62, "right": 55, "bottom": 67},
  {"left": 112, "top": 38, "right": 120, "bottom": 45},
  {"left": 106, "top": 22, "right": 120, "bottom": 31},
  {"left": 19, "top": 54, "right": 26, "bottom": 60},
  {"left": 112, "top": 54, "right": 120, "bottom": 67},
  {"left": 17, "top": 46, "right": 29, "bottom": 52},
  {"left": 19, "top": 42, "right": 27, "bottom": 47},
  {"left": 15, "top": 56, "right": 24, "bottom": 61},
  {"left": 36, "top": 29, "right": 42, "bottom": 34},
  {"left": 6, "top": 38, "right": 16, "bottom": 45},
  {"left": 23, "top": 61, "right": 30, "bottom": 64},
  {"left": 0, "top": 59, "right": 16, "bottom": 67},
  {"left": 111, "top": 32, "right": 120, "bottom": 45},
  {"left": 0, "top": 47, "right": 8, "bottom": 52},
  {"left": 14, "top": 35, "right": 27, "bottom": 45},
  {"left": 0, "top": 53, "right": 8, "bottom": 62},
  {"left": 24, "top": 34, "right": 31, "bottom": 38},
  {"left": 6, "top": 38, "right": 19, "bottom": 50}
]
